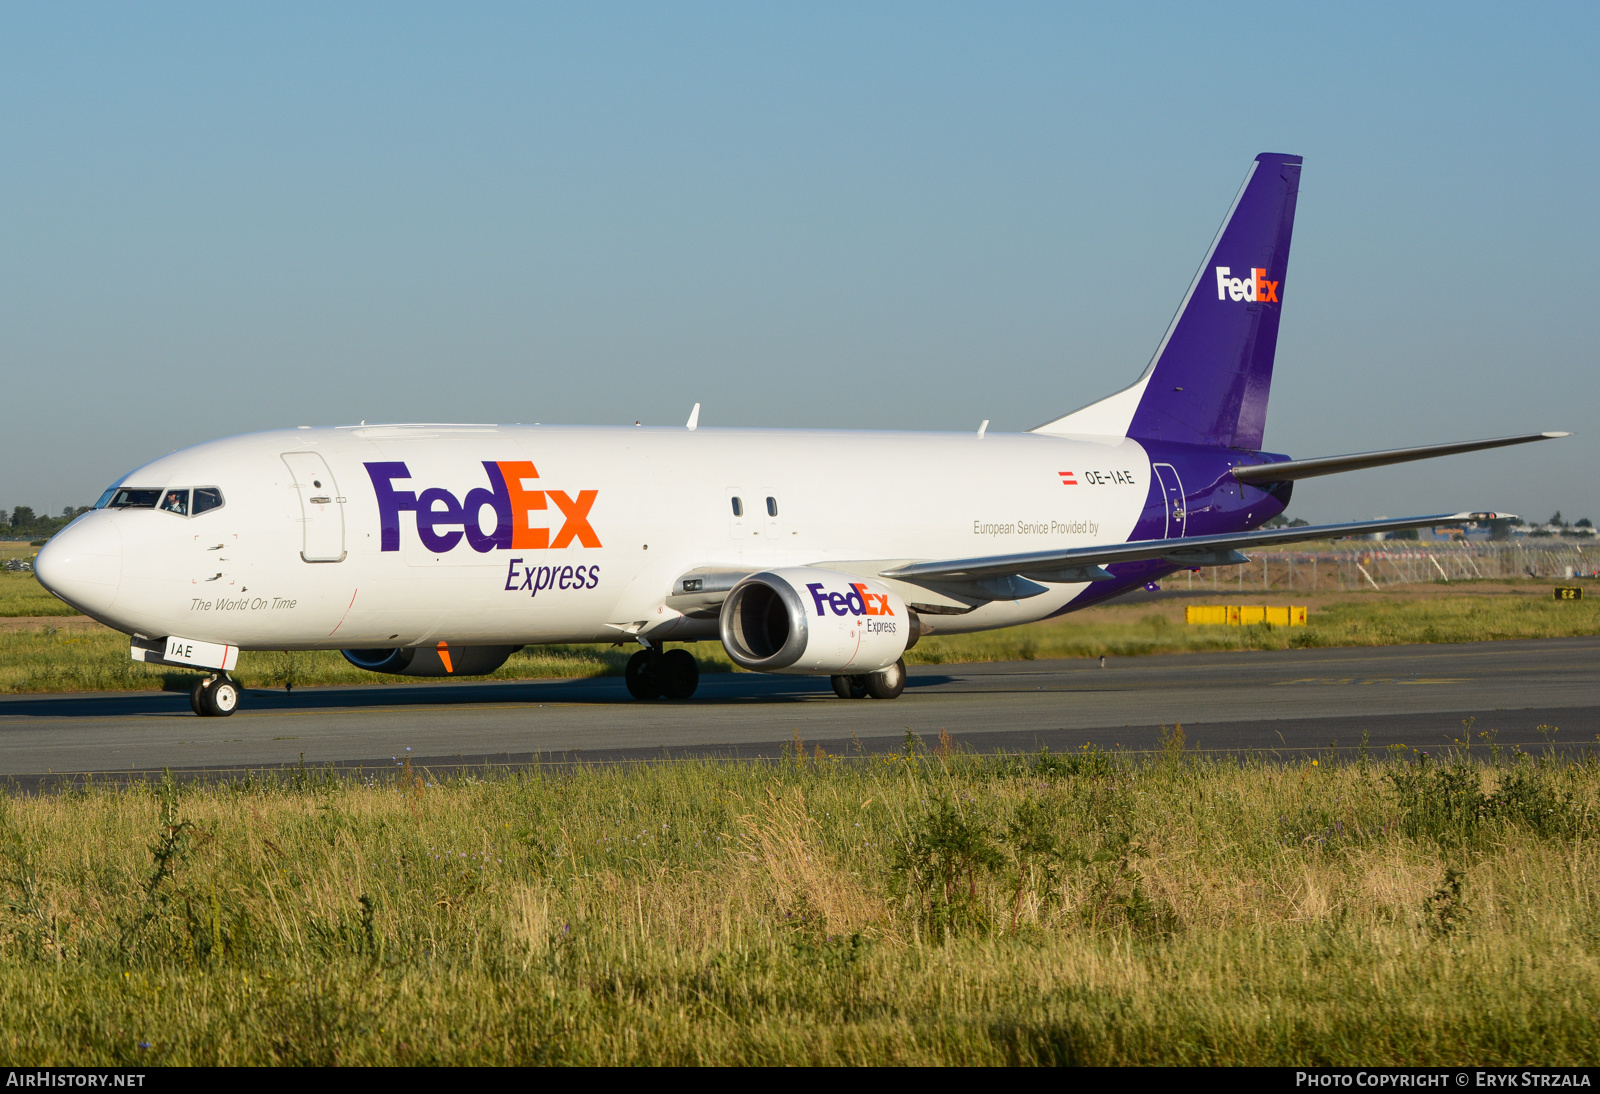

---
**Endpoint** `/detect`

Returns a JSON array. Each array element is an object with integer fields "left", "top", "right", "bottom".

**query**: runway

[{"left": 0, "top": 637, "right": 1595, "bottom": 784}]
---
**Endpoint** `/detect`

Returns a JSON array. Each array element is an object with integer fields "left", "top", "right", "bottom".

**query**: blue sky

[{"left": 2, "top": 3, "right": 1595, "bottom": 524}]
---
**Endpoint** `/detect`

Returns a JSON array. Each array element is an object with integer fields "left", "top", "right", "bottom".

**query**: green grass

[
  {"left": 0, "top": 629, "right": 664, "bottom": 694},
  {"left": 2, "top": 568, "right": 1594, "bottom": 694},
  {"left": 0, "top": 571, "right": 74, "bottom": 617},
  {"left": 909, "top": 591, "right": 1600, "bottom": 663},
  {"left": 0, "top": 744, "right": 1596, "bottom": 1064}
]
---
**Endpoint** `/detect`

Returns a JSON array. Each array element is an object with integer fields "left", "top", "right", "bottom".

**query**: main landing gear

[
  {"left": 624, "top": 647, "right": 700, "bottom": 700},
  {"left": 190, "top": 674, "right": 240, "bottom": 717},
  {"left": 623, "top": 649, "right": 907, "bottom": 702},
  {"left": 831, "top": 657, "right": 907, "bottom": 701}
]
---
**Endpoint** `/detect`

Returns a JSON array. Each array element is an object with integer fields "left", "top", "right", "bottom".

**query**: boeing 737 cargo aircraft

[{"left": 35, "top": 153, "right": 1566, "bottom": 716}]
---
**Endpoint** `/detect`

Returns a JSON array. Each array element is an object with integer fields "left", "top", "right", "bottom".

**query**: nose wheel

[{"left": 190, "top": 674, "right": 240, "bottom": 717}]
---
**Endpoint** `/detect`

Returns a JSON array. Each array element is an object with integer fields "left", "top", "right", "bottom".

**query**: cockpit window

[
  {"left": 94, "top": 470, "right": 136, "bottom": 509},
  {"left": 108, "top": 488, "right": 161, "bottom": 509},
  {"left": 102, "top": 486, "right": 224, "bottom": 516}
]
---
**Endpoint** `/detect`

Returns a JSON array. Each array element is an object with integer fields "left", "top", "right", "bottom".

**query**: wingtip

[{"left": 1541, "top": 431, "right": 1573, "bottom": 439}]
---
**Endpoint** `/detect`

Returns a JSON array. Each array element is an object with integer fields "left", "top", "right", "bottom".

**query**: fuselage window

[
  {"left": 192, "top": 488, "right": 224, "bottom": 514},
  {"left": 108, "top": 488, "right": 161, "bottom": 509},
  {"left": 766, "top": 497, "right": 778, "bottom": 517},
  {"left": 159, "top": 489, "right": 190, "bottom": 516},
  {"left": 731, "top": 497, "right": 743, "bottom": 517}
]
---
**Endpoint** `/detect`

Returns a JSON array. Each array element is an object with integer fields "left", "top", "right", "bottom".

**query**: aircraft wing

[{"left": 878, "top": 511, "right": 1509, "bottom": 583}]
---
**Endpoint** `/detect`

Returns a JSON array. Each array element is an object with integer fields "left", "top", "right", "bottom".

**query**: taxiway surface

[{"left": 1, "top": 637, "right": 1595, "bottom": 781}]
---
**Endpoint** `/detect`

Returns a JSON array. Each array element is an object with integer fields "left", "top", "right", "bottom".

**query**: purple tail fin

[{"left": 1034, "top": 153, "right": 1302, "bottom": 449}]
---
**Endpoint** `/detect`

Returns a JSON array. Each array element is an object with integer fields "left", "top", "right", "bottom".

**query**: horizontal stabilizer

[
  {"left": 879, "top": 512, "right": 1511, "bottom": 583},
  {"left": 1233, "top": 432, "right": 1569, "bottom": 484}
]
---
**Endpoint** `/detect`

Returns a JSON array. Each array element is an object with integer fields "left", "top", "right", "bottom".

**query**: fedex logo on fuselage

[
  {"left": 364, "top": 461, "right": 600, "bottom": 554},
  {"left": 806, "top": 582, "right": 894, "bottom": 618},
  {"left": 1214, "top": 266, "right": 1280, "bottom": 304}
]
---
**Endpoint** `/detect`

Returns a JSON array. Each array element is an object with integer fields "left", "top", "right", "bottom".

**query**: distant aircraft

[{"left": 35, "top": 153, "right": 1566, "bottom": 716}]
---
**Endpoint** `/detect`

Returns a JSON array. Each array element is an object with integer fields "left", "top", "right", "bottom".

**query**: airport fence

[{"left": 1171, "top": 541, "right": 1596, "bottom": 594}]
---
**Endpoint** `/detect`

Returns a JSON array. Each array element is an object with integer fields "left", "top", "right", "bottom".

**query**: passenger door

[{"left": 282, "top": 452, "right": 347, "bottom": 562}]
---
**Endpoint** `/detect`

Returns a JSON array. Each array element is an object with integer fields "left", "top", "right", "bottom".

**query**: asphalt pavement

[{"left": 1, "top": 637, "right": 1595, "bottom": 785}]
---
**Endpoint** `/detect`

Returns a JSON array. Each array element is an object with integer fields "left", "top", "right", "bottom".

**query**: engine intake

[
  {"left": 341, "top": 644, "right": 521, "bottom": 677},
  {"left": 719, "top": 567, "right": 909, "bottom": 674}
]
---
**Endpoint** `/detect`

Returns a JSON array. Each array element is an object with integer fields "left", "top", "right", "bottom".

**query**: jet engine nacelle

[
  {"left": 718, "top": 567, "right": 909, "bottom": 675},
  {"left": 341, "top": 644, "right": 521, "bottom": 677}
]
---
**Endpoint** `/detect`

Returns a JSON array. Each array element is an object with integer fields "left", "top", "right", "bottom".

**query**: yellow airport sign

[{"left": 1186, "top": 605, "right": 1308, "bottom": 626}]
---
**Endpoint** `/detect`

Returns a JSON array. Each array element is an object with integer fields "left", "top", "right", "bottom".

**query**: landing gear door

[
  {"left": 1152, "top": 463, "right": 1187, "bottom": 539},
  {"left": 282, "top": 452, "right": 347, "bottom": 562}
]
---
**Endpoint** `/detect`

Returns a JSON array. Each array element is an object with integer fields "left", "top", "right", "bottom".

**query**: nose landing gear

[
  {"left": 624, "top": 647, "right": 700, "bottom": 700},
  {"left": 190, "top": 674, "right": 240, "bottom": 717}
]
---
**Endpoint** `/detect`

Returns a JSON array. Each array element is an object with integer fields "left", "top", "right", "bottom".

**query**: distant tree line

[
  {"left": 1525, "top": 511, "right": 1595, "bottom": 536},
  {"left": 5, "top": 506, "right": 92, "bottom": 541}
]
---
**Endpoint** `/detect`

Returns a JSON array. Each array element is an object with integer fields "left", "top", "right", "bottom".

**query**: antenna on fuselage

[
  {"left": 686, "top": 403, "right": 701, "bottom": 431},
  {"left": 977, "top": 419, "right": 989, "bottom": 439}
]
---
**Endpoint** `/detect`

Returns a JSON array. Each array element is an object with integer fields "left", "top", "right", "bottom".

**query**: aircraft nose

[{"left": 34, "top": 513, "right": 122, "bottom": 619}]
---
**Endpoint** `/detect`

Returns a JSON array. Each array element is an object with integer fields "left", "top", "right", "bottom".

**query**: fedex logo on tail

[
  {"left": 1214, "top": 266, "right": 1280, "bottom": 304},
  {"left": 365, "top": 461, "right": 600, "bottom": 554},
  {"left": 806, "top": 582, "right": 894, "bottom": 618}
]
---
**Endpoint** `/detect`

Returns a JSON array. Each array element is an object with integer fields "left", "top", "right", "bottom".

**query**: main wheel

[
  {"left": 863, "top": 658, "right": 907, "bottom": 700},
  {"left": 660, "top": 648, "right": 699, "bottom": 699},
  {"left": 200, "top": 677, "right": 240, "bottom": 717},
  {"left": 831, "top": 674, "right": 868, "bottom": 699},
  {"left": 189, "top": 679, "right": 206, "bottom": 715},
  {"left": 624, "top": 649, "right": 663, "bottom": 700}
]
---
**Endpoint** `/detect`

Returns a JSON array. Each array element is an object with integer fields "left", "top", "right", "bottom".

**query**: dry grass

[{"left": 0, "top": 745, "right": 1595, "bottom": 1064}]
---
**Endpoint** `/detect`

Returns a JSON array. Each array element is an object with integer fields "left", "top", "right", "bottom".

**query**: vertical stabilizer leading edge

[{"left": 1033, "top": 152, "right": 1302, "bottom": 448}]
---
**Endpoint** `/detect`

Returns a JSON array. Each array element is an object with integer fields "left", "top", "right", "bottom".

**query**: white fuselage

[{"left": 40, "top": 424, "right": 1152, "bottom": 651}]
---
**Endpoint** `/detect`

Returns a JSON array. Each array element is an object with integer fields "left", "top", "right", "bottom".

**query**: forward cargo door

[{"left": 282, "top": 452, "right": 347, "bottom": 562}]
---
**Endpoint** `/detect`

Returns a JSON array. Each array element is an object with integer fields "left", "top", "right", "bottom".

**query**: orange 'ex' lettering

[
  {"left": 495, "top": 461, "right": 601, "bottom": 549},
  {"left": 549, "top": 490, "right": 602, "bottom": 548},
  {"left": 850, "top": 583, "right": 894, "bottom": 616}
]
